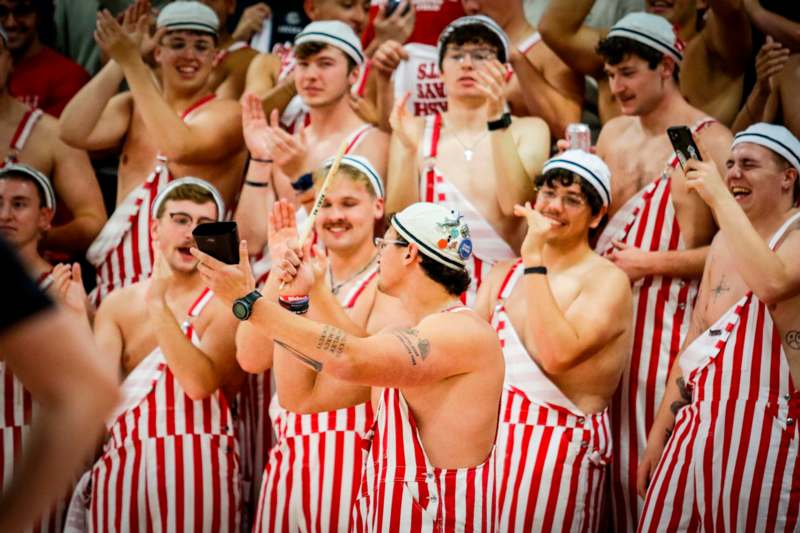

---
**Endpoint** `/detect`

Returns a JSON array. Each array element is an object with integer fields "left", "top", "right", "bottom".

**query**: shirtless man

[
  {"left": 80, "top": 177, "right": 244, "bottom": 531},
  {"left": 0, "top": 27, "right": 105, "bottom": 257},
  {"left": 539, "top": 0, "right": 751, "bottom": 125},
  {"left": 475, "top": 150, "right": 631, "bottom": 532},
  {"left": 60, "top": 1, "right": 246, "bottom": 304},
  {"left": 235, "top": 159, "right": 410, "bottom": 532},
  {"left": 592, "top": 13, "right": 732, "bottom": 531},
  {"left": 199, "top": 0, "right": 259, "bottom": 99},
  {"left": 0, "top": 163, "right": 113, "bottom": 532},
  {"left": 195, "top": 201, "right": 504, "bottom": 532},
  {"left": 638, "top": 123, "right": 800, "bottom": 531},
  {"left": 461, "top": 0, "right": 582, "bottom": 137},
  {"left": 386, "top": 15, "right": 549, "bottom": 305}
]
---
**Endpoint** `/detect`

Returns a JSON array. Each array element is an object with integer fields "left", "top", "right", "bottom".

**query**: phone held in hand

[
  {"left": 193, "top": 222, "right": 240, "bottom": 265},
  {"left": 667, "top": 126, "right": 703, "bottom": 172},
  {"left": 385, "top": 0, "right": 410, "bottom": 16}
]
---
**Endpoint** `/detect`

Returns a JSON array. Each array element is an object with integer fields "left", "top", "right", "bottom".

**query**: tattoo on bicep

[
  {"left": 315, "top": 325, "right": 347, "bottom": 356},
  {"left": 391, "top": 328, "right": 431, "bottom": 366},
  {"left": 786, "top": 330, "right": 800, "bottom": 351},
  {"left": 274, "top": 339, "right": 323, "bottom": 372},
  {"left": 670, "top": 377, "right": 692, "bottom": 416}
]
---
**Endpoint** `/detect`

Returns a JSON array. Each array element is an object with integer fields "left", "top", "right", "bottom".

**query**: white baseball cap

[
  {"left": 542, "top": 150, "right": 612, "bottom": 207},
  {"left": 391, "top": 202, "right": 472, "bottom": 271},
  {"left": 294, "top": 20, "right": 364, "bottom": 66},
  {"left": 156, "top": 1, "right": 219, "bottom": 36},
  {"left": 152, "top": 177, "right": 225, "bottom": 220},
  {"left": 607, "top": 12, "right": 683, "bottom": 64},
  {"left": 437, "top": 15, "right": 510, "bottom": 66},
  {"left": 732, "top": 123, "right": 800, "bottom": 173},
  {"left": 0, "top": 162, "right": 57, "bottom": 214},
  {"left": 321, "top": 154, "right": 384, "bottom": 198}
]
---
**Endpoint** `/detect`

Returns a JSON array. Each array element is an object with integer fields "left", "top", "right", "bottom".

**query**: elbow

[
  {"left": 327, "top": 354, "right": 363, "bottom": 383},
  {"left": 237, "top": 351, "right": 270, "bottom": 374},
  {"left": 755, "top": 281, "right": 794, "bottom": 306},
  {"left": 180, "top": 374, "right": 221, "bottom": 401},
  {"left": 537, "top": 350, "right": 580, "bottom": 376},
  {"left": 59, "top": 128, "right": 88, "bottom": 150},
  {"left": 538, "top": 19, "right": 560, "bottom": 47}
]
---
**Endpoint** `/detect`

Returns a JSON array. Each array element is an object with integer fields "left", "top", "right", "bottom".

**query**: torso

[
  {"left": 699, "top": 213, "right": 800, "bottom": 383},
  {"left": 597, "top": 112, "right": 718, "bottom": 247},
  {"left": 496, "top": 257, "right": 627, "bottom": 413},
  {"left": 0, "top": 101, "right": 53, "bottom": 173},
  {"left": 118, "top": 96, "right": 246, "bottom": 206}
]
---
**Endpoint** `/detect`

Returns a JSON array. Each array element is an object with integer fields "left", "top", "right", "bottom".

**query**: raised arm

[
  {"left": 539, "top": 0, "right": 607, "bottom": 77},
  {"left": 731, "top": 37, "right": 790, "bottom": 133},
  {"left": 385, "top": 94, "right": 424, "bottom": 215},
  {"left": 371, "top": 39, "right": 408, "bottom": 132},
  {"left": 744, "top": 0, "right": 800, "bottom": 51},
  {"left": 704, "top": 0, "right": 752, "bottom": 72}
]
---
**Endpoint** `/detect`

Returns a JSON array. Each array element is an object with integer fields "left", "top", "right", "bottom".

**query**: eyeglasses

[
  {"left": 0, "top": 4, "right": 36, "bottom": 19},
  {"left": 169, "top": 212, "right": 215, "bottom": 228},
  {"left": 444, "top": 48, "right": 498, "bottom": 64},
  {"left": 536, "top": 189, "right": 588, "bottom": 210},
  {"left": 374, "top": 237, "right": 408, "bottom": 250}
]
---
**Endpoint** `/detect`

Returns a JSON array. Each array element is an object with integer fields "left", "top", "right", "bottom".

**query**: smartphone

[
  {"left": 385, "top": 0, "right": 410, "bottom": 16},
  {"left": 667, "top": 126, "right": 703, "bottom": 171},
  {"left": 193, "top": 222, "right": 240, "bottom": 265}
]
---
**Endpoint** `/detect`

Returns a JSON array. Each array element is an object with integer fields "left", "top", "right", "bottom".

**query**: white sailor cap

[
  {"left": 156, "top": 1, "right": 219, "bottom": 36},
  {"left": 0, "top": 25, "right": 7, "bottom": 48},
  {"left": 542, "top": 150, "right": 612, "bottom": 207},
  {"left": 321, "top": 154, "right": 384, "bottom": 198},
  {"left": 152, "top": 177, "right": 225, "bottom": 220},
  {"left": 294, "top": 20, "right": 364, "bottom": 66},
  {"left": 732, "top": 123, "right": 800, "bottom": 173},
  {"left": 0, "top": 162, "right": 57, "bottom": 214},
  {"left": 391, "top": 202, "right": 472, "bottom": 271},
  {"left": 437, "top": 15, "right": 510, "bottom": 65},
  {"left": 607, "top": 12, "right": 683, "bottom": 64}
]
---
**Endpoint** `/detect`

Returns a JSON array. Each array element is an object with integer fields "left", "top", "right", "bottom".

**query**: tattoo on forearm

[
  {"left": 316, "top": 325, "right": 347, "bottom": 356},
  {"left": 274, "top": 340, "right": 323, "bottom": 372},
  {"left": 670, "top": 377, "right": 692, "bottom": 416},
  {"left": 711, "top": 275, "right": 730, "bottom": 302},
  {"left": 391, "top": 328, "right": 431, "bottom": 366},
  {"left": 787, "top": 330, "right": 800, "bottom": 351}
]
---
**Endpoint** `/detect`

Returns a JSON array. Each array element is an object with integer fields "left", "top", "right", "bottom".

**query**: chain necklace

[
  {"left": 449, "top": 126, "right": 489, "bottom": 161},
  {"left": 329, "top": 253, "right": 379, "bottom": 296}
]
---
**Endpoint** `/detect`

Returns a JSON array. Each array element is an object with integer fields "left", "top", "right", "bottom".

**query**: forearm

[
  {"left": 43, "top": 213, "right": 106, "bottom": 253},
  {"left": 510, "top": 58, "right": 577, "bottom": 137},
  {"left": 235, "top": 162, "right": 276, "bottom": 251},
  {"left": 713, "top": 197, "right": 795, "bottom": 302},
  {"left": 309, "top": 283, "right": 369, "bottom": 336},
  {"left": 491, "top": 128, "right": 535, "bottom": 215},
  {"left": 731, "top": 86, "right": 770, "bottom": 133},
  {"left": 150, "top": 304, "right": 221, "bottom": 399},
  {"left": 650, "top": 359, "right": 688, "bottom": 442},
  {"left": 645, "top": 246, "right": 709, "bottom": 279},
  {"left": 235, "top": 321, "right": 273, "bottom": 373},
  {"left": 538, "top": 0, "right": 604, "bottom": 75},
  {"left": 261, "top": 77, "right": 297, "bottom": 117},
  {"left": 746, "top": 2, "right": 800, "bottom": 49},
  {"left": 59, "top": 61, "right": 124, "bottom": 146},
  {"left": 385, "top": 142, "right": 419, "bottom": 214},
  {"left": 375, "top": 74, "right": 394, "bottom": 132}
]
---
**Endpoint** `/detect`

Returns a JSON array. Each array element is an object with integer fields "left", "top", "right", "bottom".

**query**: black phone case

[
  {"left": 193, "top": 222, "right": 240, "bottom": 265},
  {"left": 667, "top": 126, "right": 703, "bottom": 171}
]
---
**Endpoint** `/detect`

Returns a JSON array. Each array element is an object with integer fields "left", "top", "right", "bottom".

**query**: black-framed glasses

[{"left": 374, "top": 237, "right": 408, "bottom": 250}]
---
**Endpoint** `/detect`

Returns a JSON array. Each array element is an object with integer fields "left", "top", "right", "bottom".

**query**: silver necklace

[
  {"left": 449, "top": 127, "right": 489, "bottom": 161},
  {"left": 329, "top": 253, "right": 378, "bottom": 296}
]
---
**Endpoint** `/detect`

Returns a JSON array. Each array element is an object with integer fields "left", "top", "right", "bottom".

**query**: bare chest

[
  {"left": 0, "top": 122, "right": 52, "bottom": 173},
  {"left": 682, "top": 44, "right": 744, "bottom": 127},
  {"left": 604, "top": 133, "right": 673, "bottom": 214}
]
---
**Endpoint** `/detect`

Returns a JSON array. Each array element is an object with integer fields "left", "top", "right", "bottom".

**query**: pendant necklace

[
  {"left": 449, "top": 125, "right": 489, "bottom": 162},
  {"left": 329, "top": 253, "right": 378, "bottom": 296}
]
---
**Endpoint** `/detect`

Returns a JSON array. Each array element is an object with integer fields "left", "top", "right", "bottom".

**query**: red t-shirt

[
  {"left": 362, "top": 0, "right": 465, "bottom": 47},
  {"left": 10, "top": 47, "right": 90, "bottom": 118}
]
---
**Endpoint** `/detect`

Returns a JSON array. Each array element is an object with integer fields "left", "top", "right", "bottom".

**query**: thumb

[
  {"left": 611, "top": 240, "right": 627, "bottom": 250},
  {"left": 297, "top": 117, "right": 307, "bottom": 142},
  {"left": 239, "top": 239, "right": 250, "bottom": 266},
  {"left": 766, "top": 35, "right": 774, "bottom": 45},
  {"left": 72, "top": 262, "right": 83, "bottom": 284},
  {"left": 270, "top": 107, "right": 280, "bottom": 129}
]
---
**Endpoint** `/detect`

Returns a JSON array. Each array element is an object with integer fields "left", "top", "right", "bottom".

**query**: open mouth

[
  {"left": 324, "top": 224, "right": 352, "bottom": 236},
  {"left": 177, "top": 246, "right": 194, "bottom": 259},
  {"left": 176, "top": 65, "right": 199, "bottom": 77},
  {"left": 648, "top": 0, "right": 672, "bottom": 12},
  {"left": 730, "top": 185, "right": 752, "bottom": 201}
]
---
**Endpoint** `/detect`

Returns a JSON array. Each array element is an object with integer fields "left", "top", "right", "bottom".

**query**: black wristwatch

[
  {"left": 487, "top": 112, "right": 512, "bottom": 131},
  {"left": 232, "top": 290, "right": 262, "bottom": 320}
]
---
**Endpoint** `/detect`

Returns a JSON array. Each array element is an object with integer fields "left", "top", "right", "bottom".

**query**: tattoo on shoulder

[
  {"left": 316, "top": 325, "right": 347, "bottom": 356},
  {"left": 391, "top": 327, "right": 431, "bottom": 366},
  {"left": 274, "top": 339, "right": 323, "bottom": 372},
  {"left": 670, "top": 377, "right": 692, "bottom": 416},
  {"left": 786, "top": 330, "right": 800, "bottom": 351}
]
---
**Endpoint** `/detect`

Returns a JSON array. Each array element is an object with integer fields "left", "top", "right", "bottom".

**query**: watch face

[{"left": 233, "top": 300, "right": 249, "bottom": 320}]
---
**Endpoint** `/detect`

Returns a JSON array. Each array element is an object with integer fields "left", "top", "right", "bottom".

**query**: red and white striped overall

[
  {"left": 0, "top": 271, "right": 68, "bottom": 533},
  {"left": 88, "top": 288, "right": 241, "bottom": 532},
  {"left": 87, "top": 95, "right": 217, "bottom": 306},
  {"left": 352, "top": 386, "right": 497, "bottom": 533},
  {"left": 419, "top": 113, "right": 516, "bottom": 307},
  {"left": 2, "top": 107, "right": 43, "bottom": 164},
  {"left": 639, "top": 212, "right": 800, "bottom": 533},
  {"left": 491, "top": 260, "right": 611, "bottom": 533},
  {"left": 595, "top": 118, "right": 716, "bottom": 531},
  {"left": 253, "top": 265, "right": 378, "bottom": 533}
]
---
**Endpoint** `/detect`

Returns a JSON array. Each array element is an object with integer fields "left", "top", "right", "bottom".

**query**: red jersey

[
  {"left": 9, "top": 46, "right": 90, "bottom": 118},
  {"left": 362, "top": 0, "right": 465, "bottom": 47}
]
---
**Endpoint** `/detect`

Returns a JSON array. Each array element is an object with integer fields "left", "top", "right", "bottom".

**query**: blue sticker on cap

[{"left": 458, "top": 238, "right": 473, "bottom": 259}]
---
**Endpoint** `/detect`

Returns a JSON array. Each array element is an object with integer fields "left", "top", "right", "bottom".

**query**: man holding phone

[
  {"left": 638, "top": 123, "right": 800, "bottom": 531},
  {"left": 591, "top": 13, "right": 733, "bottom": 531},
  {"left": 78, "top": 177, "right": 246, "bottom": 531},
  {"left": 385, "top": 15, "right": 549, "bottom": 306}
]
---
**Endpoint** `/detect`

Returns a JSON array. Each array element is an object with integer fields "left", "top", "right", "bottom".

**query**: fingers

[
  {"left": 71, "top": 262, "right": 83, "bottom": 285},
  {"left": 611, "top": 240, "right": 628, "bottom": 250},
  {"left": 239, "top": 239, "right": 250, "bottom": 267},
  {"left": 269, "top": 108, "right": 280, "bottom": 129},
  {"left": 189, "top": 246, "right": 226, "bottom": 270},
  {"left": 636, "top": 461, "right": 650, "bottom": 498},
  {"left": 512, "top": 203, "right": 533, "bottom": 218}
]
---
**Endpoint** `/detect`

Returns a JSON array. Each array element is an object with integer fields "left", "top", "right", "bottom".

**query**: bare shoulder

[
  {"left": 197, "top": 97, "right": 242, "bottom": 118},
  {"left": 248, "top": 51, "right": 282, "bottom": 73},
  {"left": 364, "top": 126, "right": 390, "bottom": 146},
  {"left": 582, "top": 253, "right": 632, "bottom": 301},
  {"left": 511, "top": 115, "right": 548, "bottom": 137},
  {"left": 418, "top": 308, "right": 502, "bottom": 353},
  {"left": 96, "top": 283, "right": 147, "bottom": 322}
]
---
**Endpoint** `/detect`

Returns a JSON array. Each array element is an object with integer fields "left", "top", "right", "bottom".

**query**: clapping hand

[{"left": 513, "top": 202, "right": 555, "bottom": 261}]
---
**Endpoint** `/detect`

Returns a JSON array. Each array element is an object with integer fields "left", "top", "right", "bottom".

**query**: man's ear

[
  {"left": 348, "top": 65, "right": 361, "bottom": 86},
  {"left": 589, "top": 205, "right": 608, "bottom": 229},
  {"left": 38, "top": 207, "right": 54, "bottom": 233},
  {"left": 660, "top": 55, "right": 677, "bottom": 82},
  {"left": 150, "top": 217, "right": 160, "bottom": 243},
  {"left": 783, "top": 167, "right": 798, "bottom": 197},
  {"left": 404, "top": 243, "right": 420, "bottom": 264}
]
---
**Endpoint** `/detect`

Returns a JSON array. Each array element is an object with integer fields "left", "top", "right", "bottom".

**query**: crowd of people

[{"left": 0, "top": 0, "right": 798, "bottom": 531}]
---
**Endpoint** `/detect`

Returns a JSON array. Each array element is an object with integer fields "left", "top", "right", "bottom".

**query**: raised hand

[
  {"left": 192, "top": 240, "right": 256, "bottom": 305},
  {"left": 608, "top": 240, "right": 650, "bottom": 282},
  {"left": 373, "top": 1, "right": 415, "bottom": 49},
  {"left": 684, "top": 158, "right": 732, "bottom": 209},
  {"left": 389, "top": 91, "right": 417, "bottom": 151},
  {"left": 755, "top": 36, "right": 790, "bottom": 93},
  {"left": 242, "top": 92, "right": 272, "bottom": 160},
  {"left": 50, "top": 263, "right": 90, "bottom": 319},
  {"left": 96, "top": 8, "right": 152, "bottom": 66},
  {"left": 267, "top": 199, "right": 300, "bottom": 283},
  {"left": 232, "top": 2, "right": 272, "bottom": 43},
  {"left": 145, "top": 249, "right": 172, "bottom": 306},
  {"left": 267, "top": 108, "right": 309, "bottom": 179},
  {"left": 372, "top": 39, "right": 409, "bottom": 78},
  {"left": 474, "top": 59, "right": 511, "bottom": 120},
  {"left": 513, "top": 202, "right": 556, "bottom": 261}
]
